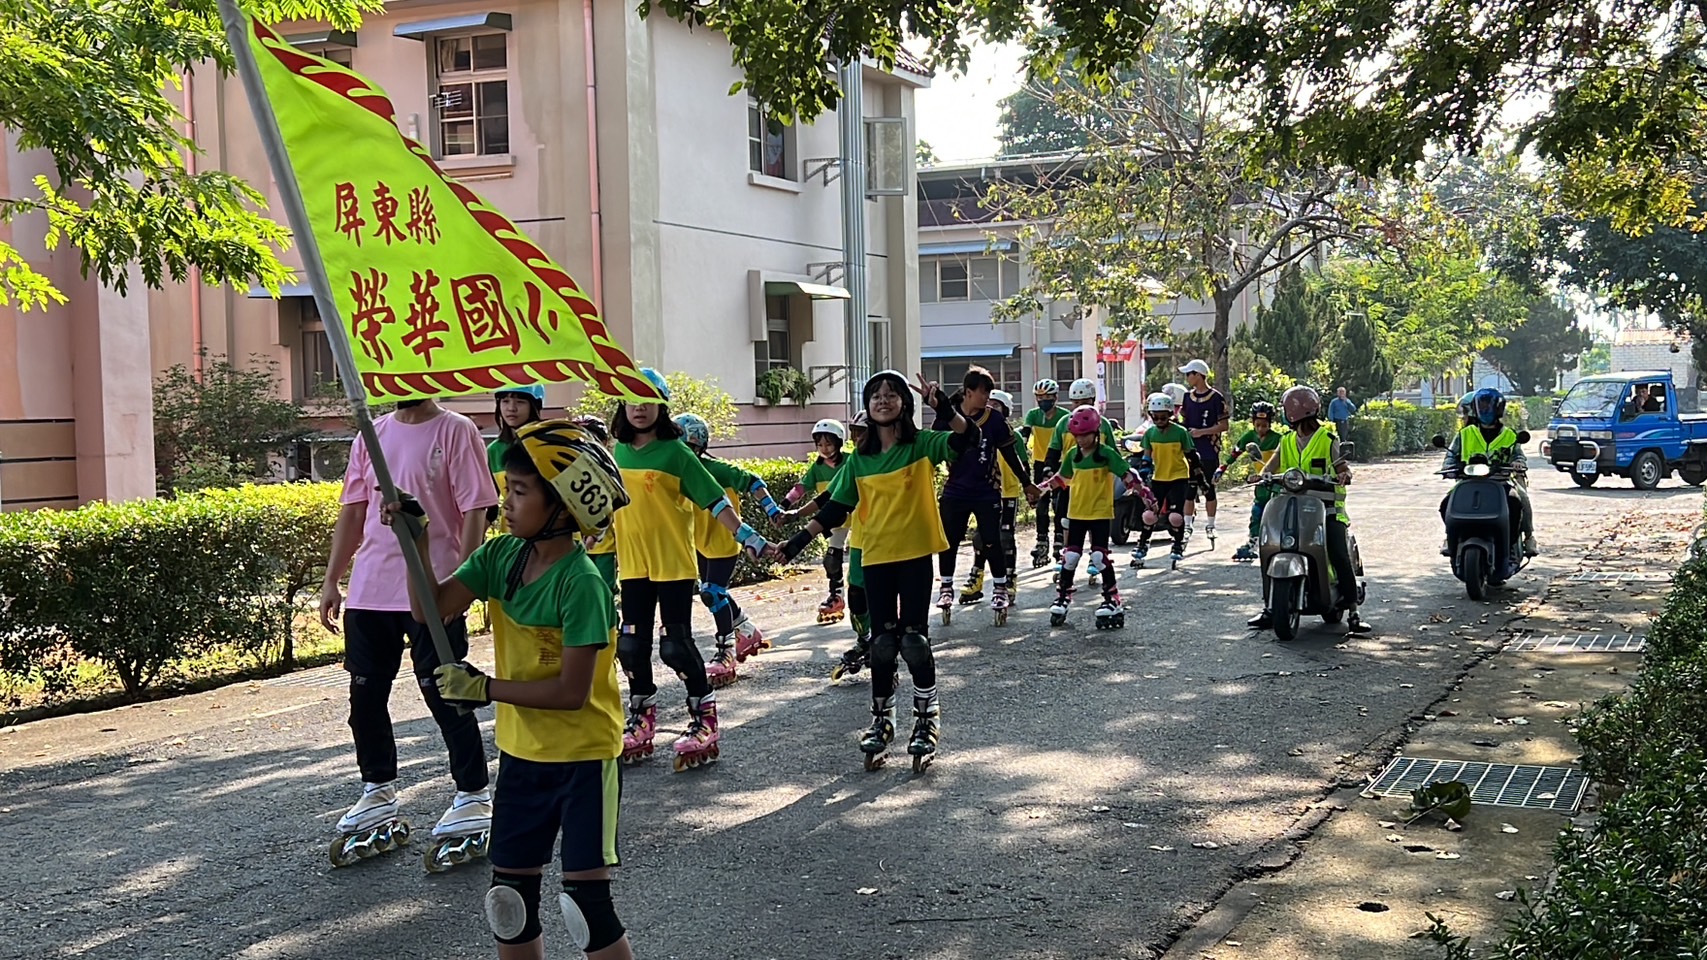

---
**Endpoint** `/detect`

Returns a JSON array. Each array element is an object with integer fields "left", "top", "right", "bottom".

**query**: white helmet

[
  {"left": 811, "top": 418, "right": 848, "bottom": 443},
  {"left": 989, "top": 389, "right": 1014, "bottom": 412},
  {"left": 1068, "top": 378, "right": 1096, "bottom": 401},
  {"left": 1162, "top": 382, "right": 1187, "bottom": 406},
  {"left": 1147, "top": 392, "right": 1176, "bottom": 413}
]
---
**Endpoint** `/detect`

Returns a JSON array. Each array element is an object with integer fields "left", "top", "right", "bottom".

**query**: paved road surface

[{"left": 3, "top": 455, "right": 1696, "bottom": 960}]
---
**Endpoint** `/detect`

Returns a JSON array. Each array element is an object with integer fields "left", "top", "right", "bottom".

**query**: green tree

[
  {"left": 986, "top": 30, "right": 1367, "bottom": 391},
  {"left": 0, "top": 0, "right": 381, "bottom": 310},
  {"left": 568, "top": 373, "right": 741, "bottom": 441},
  {"left": 1327, "top": 311, "right": 1394, "bottom": 400},
  {"left": 1484, "top": 298, "right": 1592, "bottom": 395},
  {"left": 1247, "top": 263, "right": 1326, "bottom": 381},
  {"left": 916, "top": 139, "right": 940, "bottom": 165},
  {"left": 153, "top": 355, "right": 311, "bottom": 496},
  {"left": 1198, "top": 0, "right": 1707, "bottom": 230},
  {"left": 1579, "top": 340, "right": 1611, "bottom": 376}
]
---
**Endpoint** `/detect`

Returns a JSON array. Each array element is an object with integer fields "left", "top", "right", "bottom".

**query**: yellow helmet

[{"left": 513, "top": 419, "right": 629, "bottom": 534}]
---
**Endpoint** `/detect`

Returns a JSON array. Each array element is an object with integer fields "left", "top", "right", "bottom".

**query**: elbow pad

[{"left": 708, "top": 497, "right": 733, "bottom": 519}]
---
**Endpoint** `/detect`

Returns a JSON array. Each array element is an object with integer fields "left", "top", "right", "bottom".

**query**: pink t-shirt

[{"left": 340, "top": 408, "right": 498, "bottom": 611}]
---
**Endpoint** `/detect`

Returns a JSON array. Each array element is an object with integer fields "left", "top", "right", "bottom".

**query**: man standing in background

[{"left": 1328, "top": 386, "right": 1358, "bottom": 435}]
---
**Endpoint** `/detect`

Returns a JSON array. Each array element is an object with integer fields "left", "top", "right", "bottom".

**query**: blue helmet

[
  {"left": 1471, "top": 387, "right": 1505, "bottom": 426},
  {"left": 673, "top": 412, "right": 710, "bottom": 452},
  {"left": 638, "top": 367, "right": 671, "bottom": 402},
  {"left": 495, "top": 384, "right": 546, "bottom": 404}
]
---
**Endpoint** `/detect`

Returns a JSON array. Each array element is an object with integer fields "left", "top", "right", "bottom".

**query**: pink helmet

[{"left": 1067, "top": 405, "right": 1103, "bottom": 437}]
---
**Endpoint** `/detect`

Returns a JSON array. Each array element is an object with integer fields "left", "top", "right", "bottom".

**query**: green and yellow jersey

[
  {"left": 1057, "top": 443, "right": 1126, "bottom": 521},
  {"left": 695, "top": 456, "right": 761, "bottom": 560},
  {"left": 1023, "top": 406, "right": 1068, "bottom": 462},
  {"left": 1142, "top": 423, "right": 1196, "bottom": 482},
  {"left": 826, "top": 431, "right": 961, "bottom": 566},
  {"left": 611, "top": 438, "right": 728, "bottom": 583}
]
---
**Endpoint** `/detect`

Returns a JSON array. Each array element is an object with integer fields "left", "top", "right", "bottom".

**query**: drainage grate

[
  {"left": 1565, "top": 571, "right": 1674, "bottom": 583},
  {"left": 261, "top": 667, "right": 345, "bottom": 688},
  {"left": 1507, "top": 632, "right": 1647, "bottom": 653},
  {"left": 1369, "top": 757, "right": 1588, "bottom": 813}
]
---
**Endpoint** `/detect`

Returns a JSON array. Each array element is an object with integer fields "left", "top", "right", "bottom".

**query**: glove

[
  {"left": 1211, "top": 466, "right": 1226, "bottom": 484},
  {"left": 392, "top": 490, "right": 429, "bottom": 538},
  {"left": 782, "top": 528, "right": 815, "bottom": 562},
  {"left": 434, "top": 662, "right": 491, "bottom": 707}
]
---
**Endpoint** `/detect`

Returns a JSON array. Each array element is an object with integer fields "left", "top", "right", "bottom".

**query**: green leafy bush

[{"left": 1341, "top": 416, "right": 1395, "bottom": 460}]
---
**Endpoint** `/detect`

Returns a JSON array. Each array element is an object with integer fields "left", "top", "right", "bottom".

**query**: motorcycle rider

[
  {"left": 1247, "top": 386, "right": 1372, "bottom": 635},
  {"left": 1440, "top": 387, "right": 1537, "bottom": 557}
]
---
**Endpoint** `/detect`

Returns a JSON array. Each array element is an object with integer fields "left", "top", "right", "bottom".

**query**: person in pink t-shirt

[{"left": 318, "top": 398, "right": 499, "bottom": 846}]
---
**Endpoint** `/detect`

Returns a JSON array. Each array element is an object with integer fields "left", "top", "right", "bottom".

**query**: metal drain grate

[
  {"left": 1565, "top": 571, "right": 1673, "bottom": 583},
  {"left": 261, "top": 667, "right": 345, "bottom": 688},
  {"left": 1369, "top": 757, "right": 1588, "bottom": 813},
  {"left": 1507, "top": 632, "right": 1647, "bottom": 653}
]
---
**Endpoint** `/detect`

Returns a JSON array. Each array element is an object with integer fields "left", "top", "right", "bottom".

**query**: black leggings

[
  {"left": 938, "top": 496, "right": 1009, "bottom": 579},
  {"left": 696, "top": 553, "right": 745, "bottom": 638},
  {"left": 618, "top": 578, "right": 710, "bottom": 699},
  {"left": 1032, "top": 464, "right": 1055, "bottom": 545},
  {"left": 1139, "top": 479, "right": 1188, "bottom": 549},
  {"left": 343, "top": 610, "right": 488, "bottom": 792},
  {"left": 971, "top": 498, "right": 1019, "bottom": 578},
  {"left": 1060, "top": 519, "right": 1116, "bottom": 593},
  {"left": 861, "top": 555, "right": 935, "bottom": 698}
]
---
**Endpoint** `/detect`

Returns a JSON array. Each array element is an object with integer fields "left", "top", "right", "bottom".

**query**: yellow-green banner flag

[{"left": 244, "top": 16, "right": 661, "bottom": 403}]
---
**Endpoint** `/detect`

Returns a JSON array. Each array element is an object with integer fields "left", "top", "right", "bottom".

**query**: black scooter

[{"left": 1432, "top": 433, "right": 1531, "bottom": 601}]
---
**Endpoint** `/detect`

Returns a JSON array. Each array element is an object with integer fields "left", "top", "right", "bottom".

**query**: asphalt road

[{"left": 3, "top": 454, "right": 1695, "bottom": 960}]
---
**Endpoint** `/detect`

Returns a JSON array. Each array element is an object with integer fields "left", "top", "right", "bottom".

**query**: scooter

[
  {"left": 1432, "top": 433, "right": 1531, "bottom": 601},
  {"left": 1253, "top": 445, "right": 1366, "bottom": 642},
  {"left": 1112, "top": 441, "right": 1151, "bottom": 546}
]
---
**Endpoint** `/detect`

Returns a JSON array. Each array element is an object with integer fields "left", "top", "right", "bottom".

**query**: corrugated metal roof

[{"left": 1614, "top": 327, "right": 1691, "bottom": 345}]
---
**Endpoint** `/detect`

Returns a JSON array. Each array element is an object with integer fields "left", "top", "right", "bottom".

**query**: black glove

[{"left": 783, "top": 529, "right": 815, "bottom": 562}]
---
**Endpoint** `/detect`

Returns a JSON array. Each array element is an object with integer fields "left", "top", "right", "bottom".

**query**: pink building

[{"left": 0, "top": 1, "right": 929, "bottom": 508}]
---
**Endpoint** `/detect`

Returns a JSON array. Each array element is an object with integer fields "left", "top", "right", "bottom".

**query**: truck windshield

[{"left": 1558, "top": 380, "right": 1624, "bottom": 417}]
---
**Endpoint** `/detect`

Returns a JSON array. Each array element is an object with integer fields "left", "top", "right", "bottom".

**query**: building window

[
  {"left": 434, "top": 34, "right": 509, "bottom": 158},
  {"left": 748, "top": 99, "right": 793, "bottom": 180},
  {"left": 924, "top": 357, "right": 1022, "bottom": 399},
  {"left": 868, "top": 317, "right": 892, "bottom": 372},
  {"left": 296, "top": 298, "right": 340, "bottom": 400},
  {"left": 1105, "top": 361, "right": 1126, "bottom": 397},
  {"left": 1053, "top": 354, "right": 1082, "bottom": 385},
  {"left": 305, "top": 44, "right": 353, "bottom": 68},
  {"left": 920, "top": 255, "right": 1020, "bottom": 304},
  {"left": 754, "top": 294, "right": 794, "bottom": 380}
]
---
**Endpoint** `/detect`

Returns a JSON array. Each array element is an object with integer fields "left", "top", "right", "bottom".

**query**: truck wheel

[
  {"left": 1570, "top": 472, "right": 1597, "bottom": 489},
  {"left": 1682, "top": 465, "right": 1707, "bottom": 487},
  {"left": 1631, "top": 451, "right": 1664, "bottom": 490}
]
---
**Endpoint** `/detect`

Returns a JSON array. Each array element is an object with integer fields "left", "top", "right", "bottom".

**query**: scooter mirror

[
  {"left": 1516, "top": 430, "right": 1531, "bottom": 444},
  {"left": 1340, "top": 441, "right": 1356, "bottom": 460},
  {"left": 1431, "top": 434, "right": 1448, "bottom": 449},
  {"left": 1244, "top": 443, "right": 1260, "bottom": 456}
]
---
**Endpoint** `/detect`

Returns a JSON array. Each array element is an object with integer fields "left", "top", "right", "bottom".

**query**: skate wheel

[
  {"left": 912, "top": 753, "right": 932, "bottom": 774},
  {"left": 862, "top": 751, "right": 887, "bottom": 772},
  {"left": 423, "top": 844, "right": 451, "bottom": 874},
  {"left": 673, "top": 754, "right": 689, "bottom": 773},
  {"left": 940, "top": 609, "right": 951, "bottom": 626},
  {"left": 994, "top": 610, "right": 1007, "bottom": 627},
  {"left": 329, "top": 835, "right": 359, "bottom": 868}
]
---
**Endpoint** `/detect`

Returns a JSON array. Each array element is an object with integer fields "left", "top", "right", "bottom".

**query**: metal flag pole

[{"left": 215, "top": 0, "right": 459, "bottom": 669}]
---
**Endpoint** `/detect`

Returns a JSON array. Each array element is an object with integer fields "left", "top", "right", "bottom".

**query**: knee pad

[
  {"left": 560, "top": 878, "right": 625, "bottom": 952},
  {"left": 1142, "top": 509, "right": 1159, "bottom": 526},
  {"left": 899, "top": 632, "right": 933, "bottom": 670},
  {"left": 1061, "top": 548, "right": 1082, "bottom": 571},
  {"left": 486, "top": 872, "right": 543, "bottom": 946},
  {"left": 658, "top": 624, "right": 702, "bottom": 675},
  {"left": 1168, "top": 513, "right": 1184, "bottom": 529},
  {"left": 1089, "top": 549, "right": 1108, "bottom": 571},
  {"left": 698, "top": 582, "right": 731, "bottom": 614},
  {"left": 869, "top": 631, "right": 901, "bottom": 668},
  {"left": 616, "top": 625, "right": 650, "bottom": 666}
]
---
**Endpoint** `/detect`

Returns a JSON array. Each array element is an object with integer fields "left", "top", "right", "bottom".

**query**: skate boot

[
  {"left": 907, "top": 693, "right": 940, "bottom": 774},
  {"left": 621, "top": 693, "right": 658, "bottom": 764},
  {"left": 672, "top": 695, "right": 721, "bottom": 772},
  {"left": 990, "top": 579, "right": 1012, "bottom": 626},
  {"left": 734, "top": 616, "right": 769, "bottom": 660},
  {"left": 958, "top": 568, "right": 986, "bottom": 606},
  {"left": 1086, "top": 551, "right": 1103, "bottom": 589},
  {"left": 1247, "top": 609, "right": 1273, "bottom": 630},
  {"left": 1232, "top": 539, "right": 1258, "bottom": 563},
  {"left": 1204, "top": 518, "right": 1217, "bottom": 548},
  {"left": 424, "top": 787, "right": 492, "bottom": 873},
  {"left": 1095, "top": 588, "right": 1125, "bottom": 631},
  {"left": 706, "top": 635, "right": 739, "bottom": 689},
  {"left": 860, "top": 695, "right": 896, "bottom": 771},
  {"left": 1346, "top": 611, "right": 1373, "bottom": 636},
  {"left": 831, "top": 634, "right": 871, "bottom": 684},
  {"left": 1170, "top": 543, "right": 1185, "bottom": 571},
  {"left": 1049, "top": 590, "right": 1072, "bottom": 628},
  {"left": 1130, "top": 545, "right": 1149, "bottom": 570},
  {"left": 1031, "top": 542, "right": 1051, "bottom": 568},
  {"left": 817, "top": 591, "right": 847, "bottom": 625},
  {"left": 937, "top": 579, "right": 956, "bottom": 626},
  {"left": 1183, "top": 520, "right": 1194, "bottom": 545},
  {"left": 330, "top": 781, "right": 410, "bottom": 868}
]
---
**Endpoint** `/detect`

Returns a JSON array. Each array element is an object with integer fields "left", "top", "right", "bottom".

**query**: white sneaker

[
  {"left": 1205, "top": 519, "right": 1216, "bottom": 535},
  {"left": 433, "top": 788, "right": 493, "bottom": 838},
  {"left": 336, "top": 781, "right": 399, "bottom": 833}
]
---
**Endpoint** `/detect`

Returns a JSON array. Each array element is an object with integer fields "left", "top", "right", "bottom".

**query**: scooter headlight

[
  {"left": 1282, "top": 469, "right": 1307, "bottom": 493},
  {"left": 1465, "top": 462, "right": 1492, "bottom": 478}
]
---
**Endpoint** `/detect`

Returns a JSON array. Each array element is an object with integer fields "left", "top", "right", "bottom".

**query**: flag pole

[{"left": 216, "top": 0, "right": 459, "bottom": 670}]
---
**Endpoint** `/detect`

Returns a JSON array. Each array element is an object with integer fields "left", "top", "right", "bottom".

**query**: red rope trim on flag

[
  {"left": 250, "top": 19, "right": 660, "bottom": 403},
  {"left": 363, "top": 361, "right": 602, "bottom": 398}
]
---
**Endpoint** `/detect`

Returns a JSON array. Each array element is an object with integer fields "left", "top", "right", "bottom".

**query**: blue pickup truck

[{"left": 1541, "top": 371, "right": 1707, "bottom": 489}]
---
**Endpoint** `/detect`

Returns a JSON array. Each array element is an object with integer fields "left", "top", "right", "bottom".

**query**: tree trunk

[{"left": 1212, "top": 288, "right": 1235, "bottom": 394}]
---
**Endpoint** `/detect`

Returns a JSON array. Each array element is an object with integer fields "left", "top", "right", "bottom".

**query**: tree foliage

[
  {"left": 567, "top": 373, "right": 741, "bottom": 441},
  {"left": 1484, "top": 298, "right": 1593, "bottom": 395},
  {"left": 0, "top": 0, "right": 382, "bottom": 309},
  {"left": 1247, "top": 263, "right": 1327, "bottom": 381},
  {"left": 1326, "top": 309, "right": 1394, "bottom": 400},
  {"left": 153, "top": 355, "right": 310, "bottom": 496},
  {"left": 984, "top": 31, "right": 1368, "bottom": 391}
]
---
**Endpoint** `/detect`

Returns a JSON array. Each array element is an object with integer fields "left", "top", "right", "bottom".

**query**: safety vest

[
  {"left": 1277, "top": 427, "right": 1347, "bottom": 521},
  {"left": 1458, "top": 425, "right": 1516, "bottom": 463}
]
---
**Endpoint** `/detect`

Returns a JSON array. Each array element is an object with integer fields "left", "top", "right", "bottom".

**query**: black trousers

[
  {"left": 343, "top": 609, "right": 488, "bottom": 792},
  {"left": 1032, "top": 464, "right": 1056, "bottom": 546},
  {"left": 1060, "top": 519, "right": 1116, "bottom": 593},
  {"left": 861, "top": 555, "right": 935, "bottom": 698},
  {"left": 618, "top": 578, "right": 710, "bottom": 698},
  {"left": 938, "top": 495, "right": 1009, "bottom": 579},
  {"left": 971, "top": 498, "right": 1019, "bottom": 578}
]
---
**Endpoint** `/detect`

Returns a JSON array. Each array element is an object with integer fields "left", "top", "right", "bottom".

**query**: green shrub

[
  {"left": 726, "top": 456, "right": 820, "bottom": 585},
  {"left": 1341, "top": 416, "right": 1395, "bottom": 460},
  {"left": 199, "top": 483, "right": 342, "bottom": 668}
]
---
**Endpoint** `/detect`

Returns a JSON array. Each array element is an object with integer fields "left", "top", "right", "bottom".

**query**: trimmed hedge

[
  {"left": 0, "top": 457, "right": 818, "bottom": 706},
  {"left": 1432, "top": 514, "right": 1707, "bottom": 958},
  {"left": 1342, "top": 401, "right": 1461, "bottom": 461}
]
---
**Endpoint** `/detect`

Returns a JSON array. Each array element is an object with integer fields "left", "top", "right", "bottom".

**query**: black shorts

[
  {"left": 489, "top": 753, "right": 623, "bottom": 872},
  {"left": 1189, "top": 462, "right": 1218, "bottom": 503}
]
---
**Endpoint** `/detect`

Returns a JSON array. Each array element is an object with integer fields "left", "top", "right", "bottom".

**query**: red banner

[{"left": 1096, "top": 337, "right": 1139, "bottom": 363}]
